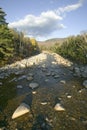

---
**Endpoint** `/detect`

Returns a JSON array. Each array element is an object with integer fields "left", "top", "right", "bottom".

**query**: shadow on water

[
  {"left": 0, "top": 74, "right": 17, "bottom": 127},
  {"left": 22, "top": 93, "right": 32, "bottom": 107},
  {"left": 0, "top": 52, "right": 87, "bottom": 129},
  {"left": 32, "top": 114, "right": 53, "bottom": 130}
]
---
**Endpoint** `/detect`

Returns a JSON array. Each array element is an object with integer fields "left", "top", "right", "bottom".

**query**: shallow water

[{"left": 0, "top": 66, "right": 87, "bottom": 130}]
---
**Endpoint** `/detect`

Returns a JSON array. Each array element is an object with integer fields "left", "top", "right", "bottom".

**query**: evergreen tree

[
  {"left": 0, "top": 8, "right": 7, "bottom": 25},
  {"left": 0, "top": 8, "right": 14, "bottom": 62}
]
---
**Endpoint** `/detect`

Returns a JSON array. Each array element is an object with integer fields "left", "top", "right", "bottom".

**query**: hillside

[{"left": 38, "top": 38, "right": 66, "bottom": 47}]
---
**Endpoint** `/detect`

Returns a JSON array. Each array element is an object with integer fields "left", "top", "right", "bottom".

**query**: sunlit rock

[
  {"left": 60, "top": 80, "right": 66, "bottom": 84},
  {"left": 41, "top": 102, "right": 48, "bottom": 105},
  {"left": 54, "top": 103, "right": 65, "bottom": 111},
  {"left": 32, "top": 91, "right": 37, "bottom": 94},
  {"left": 67, "top": 95, "right": 72, "bottom": 98},
  {"left": 12, "top": 103, "right": 30, "bottom": 119}
]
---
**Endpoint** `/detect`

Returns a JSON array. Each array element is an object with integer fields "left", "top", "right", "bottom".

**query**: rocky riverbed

[{"left": 0, "top": 51, "right": 87, "bottom": 130}]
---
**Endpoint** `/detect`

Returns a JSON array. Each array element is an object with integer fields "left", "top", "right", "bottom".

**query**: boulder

[{"left": 12, "top": 103, "right": 30, "bottom": 119}]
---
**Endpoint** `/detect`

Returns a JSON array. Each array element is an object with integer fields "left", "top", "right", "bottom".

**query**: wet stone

[
  {"left": 27, "top": 76, "right": 33, "bottom": 81},
  {"left": 18, "top": 75, "right": 26, "bottom": 80},
  {"left": 54, "top": 75, "right": 60, "bottom": 79},
  {"left": 60, "top": 80, "right": 66, "bottom": 84},
  {"left": 17, "top": 85, "right": 23, "bottom": 89},
  {"left": 45, "top": 79, "right": 49, "bottom": 82},
  {"left": 29, "top": 82, "right": 39, "bottom": 89},
  {"left": 15, "top": 71, "right": 23, "bottom": 75},
  {"left": 46, "top": 72, "right": 51, "bottom": 76},
  {"left": 51, "top": 72, "right": 56, "bottom": 76}
]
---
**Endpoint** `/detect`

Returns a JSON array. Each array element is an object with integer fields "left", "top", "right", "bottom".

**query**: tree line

[
  {"left": 0, "top": 8, "right": 40, "bottom": 66},
  {"left": 50, "top": 34, "right": 87, "bottom": 64}
]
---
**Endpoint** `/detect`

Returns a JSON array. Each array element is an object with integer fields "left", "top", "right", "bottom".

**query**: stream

[{"left": 0, "top": 52, "right": 87, "bottom": 130}]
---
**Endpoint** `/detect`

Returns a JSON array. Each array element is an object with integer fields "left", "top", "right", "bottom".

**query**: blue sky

[{"left": 0, "top": 0, "right": 87, "bottom": 41}]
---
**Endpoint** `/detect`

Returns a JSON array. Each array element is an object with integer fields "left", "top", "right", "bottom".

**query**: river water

[
  {"left": 0, "top": 65, "right": 87, "bottom": 130},
  {"left": 0, "top": 53, "right": 87, "bottom": 130}
]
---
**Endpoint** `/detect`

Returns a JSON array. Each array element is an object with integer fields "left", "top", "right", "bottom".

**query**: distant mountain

[{"left": 38, "top": 38, "right": 66, "bottom": 47}]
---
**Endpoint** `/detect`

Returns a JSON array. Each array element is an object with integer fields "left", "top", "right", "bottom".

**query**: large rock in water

[
  {"left": 12, "top": 103, "right": 30, "bottom": 119},
  {"left": 29, "top": 82, "right": 39, "bottom": 89}
]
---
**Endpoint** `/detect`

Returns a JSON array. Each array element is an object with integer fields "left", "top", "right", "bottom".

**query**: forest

[{"left": 0, "top": 8, "right": 40, "bottom": 67}]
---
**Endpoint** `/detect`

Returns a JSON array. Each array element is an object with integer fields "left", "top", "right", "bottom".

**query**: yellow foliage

[{"left": 30, "top": 38, "right": 37, "bottom": 46}]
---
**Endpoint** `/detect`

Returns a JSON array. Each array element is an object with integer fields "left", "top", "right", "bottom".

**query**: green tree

[
  {"left": 0, "top": 8, "right": 14, "bottom": 62},
  {"left": 54, "top": 35, "right": 87, "bottom": 64},
  {"left": 0, "top": 8, "right": 7, "bottom": 25}
]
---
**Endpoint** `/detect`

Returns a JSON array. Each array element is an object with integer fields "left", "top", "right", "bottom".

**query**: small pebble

[
  {"left": 60, "top": 80, "right": 66, "bottom": 84},
  {"left": 17, "top": 85, "right": 23, "bottom": 89},
  {"left": 54, "top": 103, "right": 65, "bottom": 111},
  {"left": 41, "top": 102, "right": 48, "bottom": 105},
  {"left": 32, "top": 91, "right": 37, "bottom": 94},
  {"left": 67, "top": 95, "right": 72, "bottom": 98}
]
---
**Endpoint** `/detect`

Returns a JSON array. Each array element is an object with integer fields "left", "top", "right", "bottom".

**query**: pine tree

[
  {"left": 0, "top": 8, "right": 7, "bottom": 25},
  {"left": 0, "top": 8, "right": 14, "bottom": 62}
]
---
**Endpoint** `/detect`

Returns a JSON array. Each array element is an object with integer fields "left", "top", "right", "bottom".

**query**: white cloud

[
  {"left": 9, "top": 0, "right": 84, "bottom": 39},
  {"left": 9, "top": 11, "right": 64, "bottom": 37},
  {"left": 57, "top": 0, "right": 84, "bottom": 13}
]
